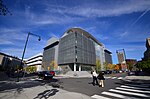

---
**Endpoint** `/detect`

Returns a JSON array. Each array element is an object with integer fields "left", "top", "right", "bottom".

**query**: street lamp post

[{"left": 16, "top": 32, "right": 41, "bottom": 82}]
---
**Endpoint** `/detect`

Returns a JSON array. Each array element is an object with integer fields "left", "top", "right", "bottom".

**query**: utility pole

[{"left": 16, "top": 32, "right": 41, "bottom": 82}]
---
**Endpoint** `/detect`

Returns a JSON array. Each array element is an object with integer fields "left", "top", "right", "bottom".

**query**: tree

[
  {"left": 115, "top": 64, "right": 121, "bottom": 70},
  {"left": 103, "top": 62, "right": 108, "bottom": 70},
  {"left": 135, "top": 59, "right": 150, "bottom": 73},
  {"left": 126, "top": 61, "right": 134, "bottom": 71},
  {"left": 96, "top": 59, "right": 101, "bottom": 72},
  {"left": 0, "top": 0, "right": 12, "bottom": 16},
  {"left": 108, "top": 63, "right": 115, "bottom": 70}
]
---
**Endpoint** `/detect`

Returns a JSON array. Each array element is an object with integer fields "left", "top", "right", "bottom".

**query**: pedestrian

[
  {"left": 97, "top": 71, "right": 105, "bottom": 87},
  {"left": 92, "top": 70, "right": 98, "bottom": 86}
]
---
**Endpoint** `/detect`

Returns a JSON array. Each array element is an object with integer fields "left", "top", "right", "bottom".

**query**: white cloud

[
  {"left": 44, "top": 0, "right": 150, "bottom": 18},
  {"left": 0, "top": 28, "right": 27, "bottom": 45},
  {"left": 119, "top": 32, "right": 128, "bottom": 38},
  {"left": 10, "top": 0, "right": 150, "bottom": 27},
  {"left": 0, "top": 48, "right": 23, "bottom": 58},
  {"left": 0, "top": 45, "right": 43, "bottom": 59},
  {"left": 0, "top": 40, "right": 13, "bottom": 45},
  {"left": 87, "top": 30, "right": 109, "bottom": 41}
]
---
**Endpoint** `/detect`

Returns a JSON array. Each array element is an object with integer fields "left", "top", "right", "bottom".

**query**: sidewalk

[
  {"left": 0, "top": 80, "right": 91, "bottom": 99},
  {"left": 122, "top": 76, "right": 150, "bottom": 84},
  {"left": 55, "top": 71, "right": 92, "bottom": 78}
]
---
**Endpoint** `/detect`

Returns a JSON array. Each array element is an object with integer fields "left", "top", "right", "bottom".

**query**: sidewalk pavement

[
  {"left": 0, "top": 80, "right": 91, "bottom": 99},
  {"left": 122, "top": 76, "right": 150, "bottom": 84},
  {"left": 54, "top": 74, "right": 92, "bottom": 78}
]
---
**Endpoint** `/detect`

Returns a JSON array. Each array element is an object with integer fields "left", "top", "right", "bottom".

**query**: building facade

[
  {"left": 0, "top": 52, "right": 22, "bottom": 71},
  {"left": 25, "top": 53, "right": 43, "bottom": 72},
  {"left": 143, "top": 38, "right": 150, "bottom": 60},
  {"left": 116, "top": 49, "right": 127, "bottom": 71},
  {"left": 42, "top": 37, "right": 59, "bottom": 71},
  {"left": 126, "top": 59, "right": 137, "bottom": 71},
  {"left": 58, "top": 29, "right": 96, "bottom": 71},
  {"left": 104, "top": 49, "right": 112, "bottom": 64},
  {"left": 117, "top": 51, "right": 125, "bottom": 64},
  {"left": 42, "top": 28, "right": 112, "bottom": 72}
]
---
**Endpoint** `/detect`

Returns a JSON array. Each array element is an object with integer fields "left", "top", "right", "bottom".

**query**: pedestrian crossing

[
  {"left": 104, "top": 76, "right": 124, "bottom": 80},
  {"left": 91, "top": 83, "right": 150, "bottom": 99}
]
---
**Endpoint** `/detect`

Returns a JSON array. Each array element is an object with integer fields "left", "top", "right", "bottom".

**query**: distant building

[
  {"left": 117, "top": 51, "right": 125, "bottom": 64},
  {"left": 42, "top": 28, "right": 112, "bottom": 73},
  {"left": 0, "top": 52, "right": 22, "bottom": 71},
  {"left": 116, "top": 49, "right": 127, "bottom": 71},
  {"left": 126, "top": 59, "right": 137, "bottom": 65},
  {"left": 126, "top": 59, "right": 137, "bottom": 70},
  {"left": 143, "top": 38, "right": 150, "bottom": 60},
  {"left": 104, "top": 49, "right": 112, "bottom": 64},
  {"left": 25, "top": 53, "right": 43, "bottom": 72}
]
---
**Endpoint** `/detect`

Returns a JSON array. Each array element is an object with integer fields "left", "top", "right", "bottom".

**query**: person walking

[
  {"left": 92, "top": 70, "right": 98, "bottom": 86},
  {"left": 97, "top": 71, "right": 105, "bottom": 87}
]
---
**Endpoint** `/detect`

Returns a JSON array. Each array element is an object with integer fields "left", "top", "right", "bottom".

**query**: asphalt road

[
  {"left": 1, "top": 72, "right": 150, "bottom": 99},
  {"left": 59, "top": 78, "right": 123, "bottom": 96}
]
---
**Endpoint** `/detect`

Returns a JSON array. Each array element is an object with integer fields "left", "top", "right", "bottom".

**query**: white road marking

[
  {"left": 121, "top": 85, "right": 150, "bottom": 90},
  {"left": 116, "top": 87, "right": 150, "bottom": 93},
  {"left": 30, "top": 78, "right": 35, "bottom": 81},
  {"left": 109, "top": 89, "right": 150, "bottom": 97},
  {"left": 91, "top": 94, "right": 111, "bottom": 99},
  {"left": 101, "top": 91, "right": 134, "bottom": 99},
  {"left": 104, "top": 77, "right": 111, "bottom": 79},
  {"left": 117, "top": 77, "right": 123, "bottom": 79},
  {"left": 125, "top": 84, "right": 150, "bottom": 88},
  {"left": 112, "top": 77, "right": 117, "bottom": 79}
]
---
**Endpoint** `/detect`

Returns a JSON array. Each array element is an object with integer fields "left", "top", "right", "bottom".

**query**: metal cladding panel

[
  {"left": 58, "top": 31, "right": 96, "bottom": 65},
  {"left": 58, "top": 33, "right": 76, "bottom": 64},
  {"left": 105, "top": 51, "right": 112, "bottom": 64},
  {"left": 76, "top": 32, "right": 96, "bottom": 65},
  {"left": 43, "top": 48, "right": 55, "bottom": 68}
]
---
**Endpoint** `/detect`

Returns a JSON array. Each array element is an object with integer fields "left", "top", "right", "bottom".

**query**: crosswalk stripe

[
  {"left": 104, "top": 77, "right": 111, "bottom": 79},
  {"left": 121, "top": 85, "right": 150, "bottom": 90},
  {"left": 112, "top": 77, "right": 117, "bottom": 79},
  {"left": 109, "top": 89, "right": 150, "bottom": 97},
  {"left": 104, "top": 76, "right": 125, "bottom": 79},
  {"left": 101, "top": 91, "right": 133, "bottom": 99},
  {"left": 30, "top": 78, "right": 35, "bottom": 81},
  {"left": 140, "top": 84, "right": 150, "bottom": 86},
  {"left": 125, "top": 84, "right": 150, "bottom": 88},
  {"left": 117, "top": 77, "right": 123, "bottom": 79},
  {"left": 116, "top": 87, "right": 150, "bottom": 93},
  {"left": 92, "top": 84, "right": 150, "bottom": 99},
  {"left": 91, "top": 94, "right": 111, "bottom": 99}
]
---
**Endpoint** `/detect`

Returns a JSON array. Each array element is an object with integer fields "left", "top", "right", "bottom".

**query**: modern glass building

[{"left": 42, "top": 28, "right": 112, "bottom": 72}]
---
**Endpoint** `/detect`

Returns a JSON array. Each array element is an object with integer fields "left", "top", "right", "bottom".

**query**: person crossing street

[
  {"left": 92, "top": 70, "right": 99, "bottom": 86},
  {"left": 97, "top": 71, "right": 105, "bottom": 87}
]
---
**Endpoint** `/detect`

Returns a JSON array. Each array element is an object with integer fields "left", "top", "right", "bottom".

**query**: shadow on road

[
  {"left": 0, "top": 78, "right": 61, "bottom": 92},
  {"left": 33, "top": 89, "right": 59, "bottom": 99}
]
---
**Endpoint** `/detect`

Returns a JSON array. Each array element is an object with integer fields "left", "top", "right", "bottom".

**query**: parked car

[
  {"left": 128, "top": 71, "right": 136, "bottom": 76},
  {"left": 106, "top": 70, "right": 112, "bottom": 74},
  {"left": 49, "top": 71, "right": 55, "bottom": 76},
  {"left": 38, "top": 71, "right": 53, "bottom": 79}
]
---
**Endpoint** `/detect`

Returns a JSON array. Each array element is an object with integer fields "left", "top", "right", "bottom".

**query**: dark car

[
  {"left": 128, "top": 71, "right": 136, "bottom": 76},
  {"left": 106, "top": 70, "right": 112, "bottom": 74},
  {"left": 38, "top": 71, "right": 53, "bottom": 79},
  {"left": 49, "top": 71, "right": 55, "bottom": 76}
]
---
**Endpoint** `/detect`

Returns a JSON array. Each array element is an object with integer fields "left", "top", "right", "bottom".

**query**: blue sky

[{"left": 0, "top": 0, "right": 150, "bottom": 64}]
